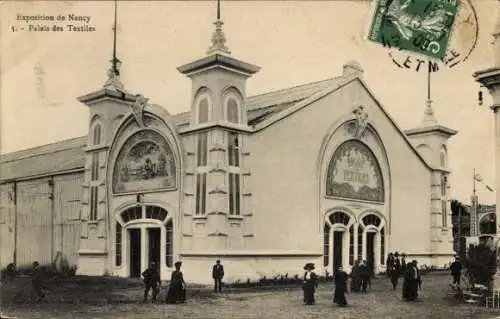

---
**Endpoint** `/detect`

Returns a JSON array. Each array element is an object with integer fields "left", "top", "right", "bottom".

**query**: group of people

[
  {"left": 386, "top": 252, "right": 422, "bottom": 301},
  {"left": 142, "top": 259, "right": 225, "bottom": 303},
  {"left": 302, "top": 253, "right": 424, "bottom": 307},
  {"left": 141, "top": 260, "right": 186, "bottom": 303},
  {"left": 349, "top": 260, "right": 373, "bottom": 293},
  {"left": 301, "top": 263, "right": 351, "bottom": 307}
]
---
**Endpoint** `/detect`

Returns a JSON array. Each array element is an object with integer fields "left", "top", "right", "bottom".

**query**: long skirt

[
  {"left": 402, "top": 279, "right": 418, "bottom": 301},
  {"left": 333, "top": 287, "right": 347, "bottom": 306},
  {"left": 166, "top": 282, "right": 186, "bottom": 304},
  {"left": 350, "top": 277, "right": 361, "bottom": 292},
  {"left": 302, "top": 282, "right": 316, "bottom": 305},
  {"left": 390, "top": 272, "right": 399, "bottom": 289}
]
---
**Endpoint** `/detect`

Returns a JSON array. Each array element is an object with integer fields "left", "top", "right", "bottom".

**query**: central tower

[{"left": 177, "top": 0, "right": 260, "bottom": 253}]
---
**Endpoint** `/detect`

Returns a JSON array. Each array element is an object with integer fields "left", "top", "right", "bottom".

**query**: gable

[{"left": 0, "top": 75, "right": 432, "bottom": 182}]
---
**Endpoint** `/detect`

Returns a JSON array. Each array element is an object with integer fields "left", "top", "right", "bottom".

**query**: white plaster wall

[
  {"left": 181, "top": 256, "right": 324, "bottom": 285},
  {"left": 248, "top": 79, "right": 433, "bottom": 262}
]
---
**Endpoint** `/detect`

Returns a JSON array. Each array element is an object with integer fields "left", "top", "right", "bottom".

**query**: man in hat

[
  {"left": 391, "top": 252, "right": 402, "bottom": 290},
  {"left": 302, "top": 263, "right": 318, "bottom": 305},
  {"left": 212, "top": 259, "right": 225, "bottom": 293},
  {"left": 142, "top": 261, "right": 161, "bottom": 302},
  {"left": 401, "top": 253, "right": 407, "bottom": 274},
  {"left": 450, "top": 256, "right": 462, "bottom": 288}
]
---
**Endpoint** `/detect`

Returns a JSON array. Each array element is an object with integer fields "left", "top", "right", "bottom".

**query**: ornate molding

[
  {"left": 209, "top": 187, "right": 227, "bottom": 195},
  {"left": 207, "top": 232, "right": 228, "bottom": 237},
  {"left": 131, "top": 94, "right": 149, "bottom": 128},
  {"left": 352, "top": 105, "right": 369, "bottom": 139}
]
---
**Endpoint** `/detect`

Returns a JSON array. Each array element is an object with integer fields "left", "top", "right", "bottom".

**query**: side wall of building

[{"left": 0, "top": 172, "right": 83, "bottom": 270}]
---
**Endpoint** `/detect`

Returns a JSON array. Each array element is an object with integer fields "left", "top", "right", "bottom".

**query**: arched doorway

[
  {"left": 358, "top": 214, "right": 385, "bottom": 275},
  {"left": 116, "top": 205, "right": 173, "bottom": 278},
  {"left": 323, "top": 211, "right": 355, "bottom": 274},
  {"left": 479, "top": 213, "right": 496, "bottom": 235}
]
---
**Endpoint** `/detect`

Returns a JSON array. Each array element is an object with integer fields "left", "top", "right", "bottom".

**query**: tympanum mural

[
  {"left": 113, "top": 130, "right": 176, "bottom": 194},
  {"left": 326, "top": 140, "right": 384, "bottom": 202}
]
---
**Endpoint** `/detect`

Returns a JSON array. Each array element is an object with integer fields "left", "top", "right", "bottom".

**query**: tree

[{"left": 466, "top": 242, "right": 497, "bottom": 288}]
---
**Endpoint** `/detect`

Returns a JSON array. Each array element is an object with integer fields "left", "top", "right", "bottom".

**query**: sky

[{"left": 0, "top": 0, "right": 498, "bottom": 205}]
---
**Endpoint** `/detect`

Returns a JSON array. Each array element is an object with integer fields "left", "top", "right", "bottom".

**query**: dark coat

[
  {"left": 212, "top": 264, "right": 224, "bottom": 279},
  {"left": 166, "top": 270, "right": 186, "bottom": 303},
  {"left": 402, "top": 265, "right": 421, "bottom": 301},
  {"left": 142, "top": 267, "right": 160, "bottom": 284},
  {"left": 334, "top": 270, "right": 348, "bottom": 306},
  {"left": 450, "top": 261, "right": 462, "bottom": 275},
  {"left": 302, "top": 271, "right": 318, "bottom": 304}
]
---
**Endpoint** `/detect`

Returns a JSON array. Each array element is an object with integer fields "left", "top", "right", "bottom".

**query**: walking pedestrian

[
  {"left": 333, "top": 266, "right": 348, "bottom": 307},
  {"left": 450, "top": 256, "right": 462, "bottom": 289},
  {"left": 302, "top": 263, "right": 318, "bottom": 305}
]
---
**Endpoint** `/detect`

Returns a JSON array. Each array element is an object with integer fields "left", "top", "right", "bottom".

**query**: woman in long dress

[
  {"left": 350, "top": 260, "right": 361, "bottom": 293},
  {"left": 333, "top": 266, "right": 348, "bottom": 307},
  {"left": 166, "top": 261, "right": 186, "bottom": 304},
  {"left": 302, "top": 263, "right": 318, "bottom": 305},
  {"left": 390, "top": 255, "right": 401, "bottom": 290},
  {"left": 402, "top": 260, "right": 421, "bottom": 301}
]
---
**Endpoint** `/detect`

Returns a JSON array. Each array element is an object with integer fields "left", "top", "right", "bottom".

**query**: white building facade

[{"left": 0, "top": 14, "right": 458, "bottom": 285}]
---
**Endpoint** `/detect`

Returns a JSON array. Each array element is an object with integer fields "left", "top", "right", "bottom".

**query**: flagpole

[{"left": 473, "top": 168, "right": 476, "bottom": 195}]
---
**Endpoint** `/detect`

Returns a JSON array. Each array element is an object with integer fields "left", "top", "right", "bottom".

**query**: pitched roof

[{"left": 0, "top": 76, "right": 343, "bottom": 182}]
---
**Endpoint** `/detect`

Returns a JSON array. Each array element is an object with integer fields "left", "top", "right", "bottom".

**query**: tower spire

[
  {"left": 104, "top": 0, "right": 125, "bottom": 90},
  {"left": 207, "top": 0, "right": 231, "bottom": 55},
  {"left": 422, "top": 60, "right": 438, "bottom": 126}
]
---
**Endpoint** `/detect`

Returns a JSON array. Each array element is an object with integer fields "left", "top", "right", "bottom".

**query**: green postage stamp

[{"left": 367, "top": 0, "right": 461, "bottom": 60}]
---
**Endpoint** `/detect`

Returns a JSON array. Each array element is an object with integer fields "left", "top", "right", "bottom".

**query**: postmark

[
  {"left": 367, "top": 0, "right": 461, "bottom": 60},
  {"left": 387, "top": 0, "right": 479, "bottom": 72}
]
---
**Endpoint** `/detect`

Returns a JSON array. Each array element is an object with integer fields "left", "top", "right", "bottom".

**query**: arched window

[
  {"left": 362, "top": 214, "right": 381, "bottom": 228},
  {"left": 380, "top": 227, "right": 385, "bottom": 265},
  {"left": 120, "top": 206, "right": 169, "bottom": 224},
  {"left": 440, "top": 152, "right": 446, "bottom": 168},
  {"left": 349, "top": 225, "right": 354, "bottom": 265},
  {"left": 93, "top": 123, "right": 102, "bottom": 145},
  {"left": 145, "top": 206, "right": 168, "bottom": 221},
  {"left": 357, "top": 225, "right": 363, "bottom": 261},
  {"left": 115, "top": 223, "right": 122, "bottom": 266},
  {"left": 323, "top": 223, "right": 330, "bottom": 267},
  {"left": 166, "top": 220, "right": 173, "bottom": 267},
  {"left": 480, "top": 213, "right": 496, "bottom": 235},
  {"left": 121, "top": 206, "right": 142, "bottom": 223},
  {"left": 198, "top": 98, "right": 209, "bottom": 123},
  {"left": 226, "top": 97, "right": 240, "bottom": 123},
  {"left": 328, "top": 211, "right": 351, "bottom": 226}
]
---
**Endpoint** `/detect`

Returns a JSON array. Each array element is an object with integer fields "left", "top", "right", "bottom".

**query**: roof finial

[
  {"left": 422, "top": 60, "right": 438, "bottom": 126},
  {"left": 104, "top": 0, "right": 125, "bottom": 91},
  {"left": 206, "top": 0, "right": 231, "bottom": 55}
]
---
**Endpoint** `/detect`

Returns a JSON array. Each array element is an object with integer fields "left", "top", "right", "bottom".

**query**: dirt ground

[{"left": 2, "top": 273, "right": 500, "bottom": 319}]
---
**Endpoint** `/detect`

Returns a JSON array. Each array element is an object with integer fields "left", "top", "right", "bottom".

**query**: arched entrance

[
  {"left": 358, "top": 213, "right": 386, "bottom": 274},
  {"left": 116, "top": 205, "right": 173, "bottom": 278},
  {"left": 323, "top": 211, "right": 355, "bottom": 274}
]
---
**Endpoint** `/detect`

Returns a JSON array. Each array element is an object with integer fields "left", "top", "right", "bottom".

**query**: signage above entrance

[{"left": 326, "top": 140, "right": 384, "bottom": 203}]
